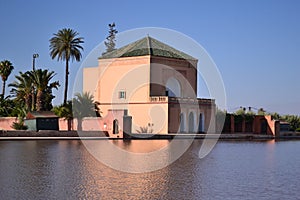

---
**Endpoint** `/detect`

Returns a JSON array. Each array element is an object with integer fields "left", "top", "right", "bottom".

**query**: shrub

[{"left": 11, "top": 121, "right": 28, "bottom": 130}]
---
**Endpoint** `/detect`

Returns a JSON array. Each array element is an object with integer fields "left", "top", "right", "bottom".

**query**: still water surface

[{"left": 0, "top": 139, "right": 300, "bottom": 200}]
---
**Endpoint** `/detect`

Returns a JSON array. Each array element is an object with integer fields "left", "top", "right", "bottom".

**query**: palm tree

[
  {"left": 73, "top": 92, "right": 100, "bottom": 131},
  {"left": 53, "top": 100, "right": 73, "bottom": 131},
  {"left": 9, "top": 70, "right": 59, "bottom": 112},
  {"left": 49, "top": 28, "right": 84, "bottom": 105},
  {"left": 29, "top": 69, "right": 60, "bottom": 111},
  {"left": 9, "top": 71, "right": 33, "bottom": 110},
  {"left": 0, "top": 96, "right": 15, "bottom": 117},
  {"left": 0, "top": 60, "right": 14, "bottom": 97}
]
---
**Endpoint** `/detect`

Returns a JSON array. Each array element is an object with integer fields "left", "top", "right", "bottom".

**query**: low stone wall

[{"left": 0, "top": 130, "right": 109, "bottom": 137}]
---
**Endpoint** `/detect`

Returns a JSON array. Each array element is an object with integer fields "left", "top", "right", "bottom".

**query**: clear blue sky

[{"left": 0, "top": 0, "right": 299, "bottom": 115}]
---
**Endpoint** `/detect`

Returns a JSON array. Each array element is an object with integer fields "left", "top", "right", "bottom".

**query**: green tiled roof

[{"left": 99, "top": 36, "right": 197, "bottom": 60}]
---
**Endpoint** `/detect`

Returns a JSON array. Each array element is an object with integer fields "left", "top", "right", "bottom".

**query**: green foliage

[
  {"left": 234, "top": 114, "right": 244, "bottom": 124},
  {"left": 215, "top": 108, "right": 227, "bottom": 132},
  {"left": 216, "top": 109, "right": 226, "bottom": 120},
  {"left": 270, "top": 112, "right": 281, "bottom": 120},
  {"left": 257, "top": 108, "right": 266, "bottom": 115},
  {"left": 9, "top": 70, "right": 59, "bottom": 111},
  {"left": 235, "top": 108, "right": 246, "bottom": 115},
  {"left": 103, "top": 23, "right": 118, "bottom": 54},
  {"left": 244, "top": 112, "right": 255, "bottom": 122},
  {"left": 11, "top": 107, "right": 28, "bottom": 130},
  {"left": 136, "top": 125, "right": 153, "bottom": 133},
  {"left": 28, "top": 69, "right": 59, "bottom": 111},
  {"left": 8, "top": 71, "right": 33, "bottom": 110},
  {"left": 281, "top": 115, "right": 300, "bottom": 131},
  {"left": 11, "top": 121, "right": 28, "bottom": 130},
  {"left": 49, "top": 28, "right": 84, "bottom": 62},
  {"left": 0, "top": 96, "right": 15, "bottom": 117},
  {"left": 52, "top": 100, "right": 73, "bottom": 120},
  {"left": 295, "top": 128, "right": 300, "bottom": 132},
  {"left": 0, "top": 60, "right": 14, "bottom": 97},
  {"left": 72, "top": 92, "right": 101, "bottom": 130}
]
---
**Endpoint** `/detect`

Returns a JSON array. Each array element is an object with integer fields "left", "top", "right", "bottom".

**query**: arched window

[
  {"left": 198, "top": 113, "right": 205, "bottom": 133},
  {"left": 180, "top": 113, "right": 186, "bottom": 133},
  {"left": 166, "top": 77, "right": 181, "bottom": 97},
  {"left": 189, "top": 112, "right": 195, "bottom": 133}
]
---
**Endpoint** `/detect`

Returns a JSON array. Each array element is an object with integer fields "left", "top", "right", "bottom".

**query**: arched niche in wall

[{"left": 166, "top": 77, "right": 181, "bottom": 97}]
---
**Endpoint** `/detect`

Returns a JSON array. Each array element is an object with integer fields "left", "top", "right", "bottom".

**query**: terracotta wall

[
  {"left": 150, "top": 56, "right": 197, "bottom": 97},
  {"left": 221, "top": 115, "right": 279, "bottom": 135}
]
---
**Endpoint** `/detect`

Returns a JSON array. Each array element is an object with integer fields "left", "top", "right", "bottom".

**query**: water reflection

[
  {"left": 1, "top": 140, "right": 300, "bottom": 199},
  {"left": 110, "top": 139, "right": 170, "bottom": 153},
  {"left": 81, "top": 139, "right": 194, "bottom": 173}
]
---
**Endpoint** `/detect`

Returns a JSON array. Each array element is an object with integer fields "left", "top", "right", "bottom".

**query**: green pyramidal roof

[{"left": 99, "top": 36, "right": 197, "bottom": 60}]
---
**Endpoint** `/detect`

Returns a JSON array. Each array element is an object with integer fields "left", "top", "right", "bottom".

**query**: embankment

[{"left": 0, "top": 130, "right": 109, "bottom": 137}]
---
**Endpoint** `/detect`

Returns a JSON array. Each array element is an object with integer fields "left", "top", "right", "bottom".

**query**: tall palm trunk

[
  {"left": 36, "top": 89, "right": 43, "bottom": 111},
  {"left": 25, "top": 94, "right": 32, "bottom": 111},
  {"left": 2, "top": 80, "right": 6, "bottom": 97},
  {"left": 31, "top": 86, "right": 36, "bottom": 111},
  {"left": 67, "top": 118, "right": 73, "bottom": 131},
  {"left": 77, "top": 118, "right": 82, "bottom": 131},
  {"left": 64, "top": 59, "right": 69, "bottom": 105}
]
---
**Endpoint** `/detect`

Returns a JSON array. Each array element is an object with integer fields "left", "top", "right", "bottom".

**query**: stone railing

[
  {"left": 149, "top": 96, "right": 168, "bottom": 102},
  {"left": 149, "top": 96, "right": 214, "bottom": 104},
  {"left": 168, "top": 97, "right": 215, "bottom": 105}
]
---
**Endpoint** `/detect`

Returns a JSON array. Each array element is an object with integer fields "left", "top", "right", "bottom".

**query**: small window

[{"left": 119, "top": 91, "right": 126, "bottom": 99}]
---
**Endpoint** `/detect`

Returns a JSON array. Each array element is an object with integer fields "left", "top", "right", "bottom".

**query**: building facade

[{"left": 83, "top": 36, "right": 216, "bottom": 134}]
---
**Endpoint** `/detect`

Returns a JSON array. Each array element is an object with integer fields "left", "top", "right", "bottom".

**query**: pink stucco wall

[
  {"left": 0, "top": 110, "right": 125, "bottom": 138},
  {"left": 0, "top": 117, "right": 17, "bottom": 130},
  {"left": 59, "top": 109, "right": 125, "bottom": 137}
]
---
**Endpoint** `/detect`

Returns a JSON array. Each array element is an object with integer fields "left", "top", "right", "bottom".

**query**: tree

[
  {"left": 72, "top": 92, "right": 100, "bottom": 131},
  {"left": 49, "top": 28, "right": 84, "bottom": 105},
  {"left": 9, "top": 71, "right": 33, "bottom": 110},
  {"left": 0, "top": 96, "right": 15, "bottom": 117},
  {"left": 53, "top": 100, "right": 73, "bottom": 131},
  {"left": 257, "top": 108, "right": 266, "bottom": 115},
  {"left": 281, "top": 115, "right": 300, "bottom": 131},
  {"left": 216, "top": 108, "right": 227, "bottom": 133},
  {"left": 104, "top": 23, "right": 118, "bottom": 54},
  {"left": 29, "top": 69, "right": 59, "bottom": 111},
  {"left": 270, "top": 112, "right": 281, "bottom": 120},
  {"left": 235, "top": 107, "right": 246, "bottom": 115},
  {"left": 9, "top": 70, "right": 59, "bottom": 111},
  {"left": 0, "top": 60, "right": 14, "bottom": 97},
  {"left": 11, "top": 107, "right": 28, "bottom": 130}
]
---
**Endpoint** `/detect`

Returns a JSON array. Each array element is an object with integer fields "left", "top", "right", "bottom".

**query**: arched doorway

[
  {"left": 113, "top": 119, "right": 119, "bottom": 134},
  {"left": 198, "top": 113, "right": 204, "bottom": 133},
  {"left": 188, "top": 112, "right": 195, "bottom": 133},
  {"left": 166, "top": 77, "right": 181, "bottom": 97},
  {"left": 180, "top": 113, "right": 185, "bottom": 133}
]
